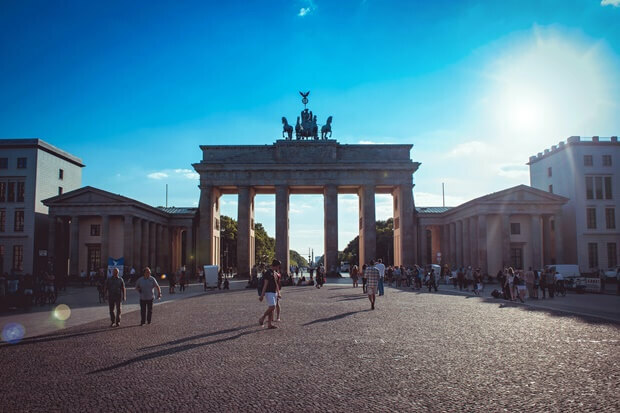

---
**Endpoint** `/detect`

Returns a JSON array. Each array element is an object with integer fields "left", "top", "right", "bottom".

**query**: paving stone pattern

[{"left": 1, "top": 284, "right": 618, "bottom": 412}]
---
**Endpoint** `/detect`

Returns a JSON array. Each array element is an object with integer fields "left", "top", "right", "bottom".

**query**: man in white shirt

[{"left": 376, "top": 258, "right": 386, "bottom": 296}]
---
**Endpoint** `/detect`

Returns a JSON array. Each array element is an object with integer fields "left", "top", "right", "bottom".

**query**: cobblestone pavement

[{"left": 1, "top": 283, "right": 618, "bottom": 412}]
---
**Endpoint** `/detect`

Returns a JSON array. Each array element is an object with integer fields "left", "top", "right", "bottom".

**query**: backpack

[{"left": 257, "top": 269, "right": 273, "bottom": 296}]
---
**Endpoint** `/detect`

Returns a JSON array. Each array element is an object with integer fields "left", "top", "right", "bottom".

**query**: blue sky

[{"left": 1, "top": 0, "right": 619, "bottom": 256}]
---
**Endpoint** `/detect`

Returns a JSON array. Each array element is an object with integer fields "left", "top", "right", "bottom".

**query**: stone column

[
  {"left": 419, "top": 225, "right": 427, "bottom": 265},
  {"left": 134, "top": 218, "right": 142, "bottom": 271},
  {"left": 163, "top": 226, "right": 170, "bottom": 273},
  {"left": 185, "top": 225, "right": 193, "bottom": 276},
  {"left": 69, "top": 216, "right": 79, "bottom": 276},
  {"left": 123, "top": 215, "right": 134, "bottom": 268},
  {"left": 324, "top": 184, "right": 339, "bottom": 276},
  {"left": 149, "top": 221, "right": 156, "bottom": 270},
  {"left": 456, "top": 220, "right": 463, "bottom": 267},
  {"left": 542, "top": 215, "right": 552, "bottom": 265},
  {"left": 141, "top": 219, "right": 148, "bottom": 270},
  {"left": 449, "top": 222, "right": 456, "bottom": 268},
  {"left": 462, "top": 218, "right": 470, "bottom": 267},
  {"left": 396, "top": 183, "right": 415, "bottom": 267},
  {"left": 275, "top": 185, "right": 290, "bottom": 275},
  {"left": 48, "top": 214, "right": 56, "bottom": 260},
  {"left": 501, "top": 214, "right": 511, "bottom": 267},
  {"left": 237, "top": 186, "right": 253, "bottom": 278},
  {"left": 530, "top": 214, "right": 542, "bottom": 270},
  {"left": 478, "top": 214, "right": 488, "bottom": 274},
  {"left": 470, "top": 216, "right": 478, "bottom": 268},
  {"left": 554, "top": 213, "right": 563, "bottom": 264},
  {"left": 101, "top": 214, "right": 110, "bottom": 266},
  {"left": 358, "top": 184, "right": 376, "bottom": 267},
  {"left": 440, "top": 224, "right": 449, "bottom": 265},
  {"left": 198, "top": 184, "right": 215, "bottom": 267},
  {"left": 156, "top": 224, "right": 163, "bottom": 272}
]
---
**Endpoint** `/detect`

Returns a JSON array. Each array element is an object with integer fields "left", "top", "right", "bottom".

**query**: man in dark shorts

[
  {"left": 259, "top": 259, "right": 281, "bottom": 329},
  {"left": 105, "top": 268, "right": 126, "bottom": 327}
]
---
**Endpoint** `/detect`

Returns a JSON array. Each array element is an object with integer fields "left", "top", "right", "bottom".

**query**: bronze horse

[
  {"left": 282, "top": 117, "right": 293, "bottom": 140},
  {"left": 321, "top": 116, "right": 333, "bottom": 139}
]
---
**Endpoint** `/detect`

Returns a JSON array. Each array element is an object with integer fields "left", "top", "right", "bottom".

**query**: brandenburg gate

[{"left": 193, "top": 94, "right": 420, "bottom": 277}]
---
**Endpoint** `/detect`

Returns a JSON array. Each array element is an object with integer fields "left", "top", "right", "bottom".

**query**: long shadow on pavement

[
  {"left": 140, "top": 325, "right": 254, "bottom": 350},
  {"left": 302, "top": 310, "right": 369, "bottom": 326},
  {"left": 89, "top": 328, "right": 258, "bottom": 374},
  {"left": 2, "top": 325, "right": 140, "bottom": 348}
]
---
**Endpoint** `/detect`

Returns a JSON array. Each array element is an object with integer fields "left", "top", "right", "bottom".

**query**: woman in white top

[{"left": 505, "top": 267, "right": 516, "bottom": 301}]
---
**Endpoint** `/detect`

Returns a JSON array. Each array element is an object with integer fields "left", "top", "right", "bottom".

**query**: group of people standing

[{"left": 495, "top": 266, "right": 563, "bottom": 302}]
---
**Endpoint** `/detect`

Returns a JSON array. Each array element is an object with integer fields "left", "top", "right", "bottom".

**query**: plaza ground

[{"left": 1, "top": 280, "right": 618, "bottom": 412}]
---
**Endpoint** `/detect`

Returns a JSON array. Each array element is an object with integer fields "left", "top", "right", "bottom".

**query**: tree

[
  {"left": 254, "top": 222, "right": 275, "bottom": 265},
  {"left": 220, "top": 215, "right": 237, "bottom": 268},
  {"left": 342, "top": 218, "right": 394, "bottom": 266},
  {"left": 289, "top": 250, "right": 308, "bottom": 268}
]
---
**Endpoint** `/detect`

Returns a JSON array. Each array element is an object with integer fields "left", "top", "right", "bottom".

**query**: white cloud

[
  {"left": 174, "top": 169, "right": 199, "bottom": 180},
  {"left": 601, "top": 0, "right": 620, "bottom": 7},
  {"left": 147, "top": 172, "right": 168, "bottom": 180},
  {"left": 298, "top": 7, "right": 311, "bottom": 16},
  {"left": 444, "top": 141, "right": 488, "bottom": 158}
]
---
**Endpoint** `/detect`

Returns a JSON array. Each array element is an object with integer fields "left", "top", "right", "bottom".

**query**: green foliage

[
  {"left": 254, "top": 222, "right": 275, "bottom": 265},
  {"left": 289, "top": 250, "right": 308, "bottom": 268},
  {"left": 220, "top": 215, "right": 237, "bottom": 268},
  {"left": 342, "top": 218, "right": 394, "bottom": 266}
]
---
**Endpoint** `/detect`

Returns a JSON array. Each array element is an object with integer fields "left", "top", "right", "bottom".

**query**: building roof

[
  {"left": 0, "top": 138, "right": 85, "bottom": 167},
  {"left": 157, "top": 207, "right": 197, "bottom": 215},
  {"left": 416, "top": 206, "right": 452, "bottom": 214},
  {"left": 528, "top": 136, "right": 619, "bottom": 165}
]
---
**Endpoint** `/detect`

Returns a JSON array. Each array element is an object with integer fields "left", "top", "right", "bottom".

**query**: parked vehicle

[
  {"left": 604, "top": 266, "right": 620, "bottom": 279},
  {"left": 340, "top": 261, "right": 350, "bottom": 273}
]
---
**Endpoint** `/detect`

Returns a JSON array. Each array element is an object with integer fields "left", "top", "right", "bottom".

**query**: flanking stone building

[{"left": 43, "top": 187, "right": 195, "bottom": 277}]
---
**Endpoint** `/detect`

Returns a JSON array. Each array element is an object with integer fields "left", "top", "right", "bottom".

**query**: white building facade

[
  {"left": 529, "top": 136, "right": 619, "bottom": 273},
  {"left": 0, "top": 139, "right": 83, "bottom": 275}
]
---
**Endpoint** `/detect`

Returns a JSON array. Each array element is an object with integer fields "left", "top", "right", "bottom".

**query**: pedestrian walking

[
  {"left": 427, "top": 269, "right": 438, "bottom": 292},
  {"left": 135, "top": 267, "right": 162, "bottom": 325},
  {"left": 376, "top": 258, "right": 385, "bottom": 296},
  {"left": 259, "top": 259, "right": 281, "bottom": 329},
  {"left": 364, "top": 260, "right": 379, "bottom": 310},
  {"left": 545, "top": 270, "right": 556, "bottom": 299},
  {"left": 179, "top": 270, "right": 186, "bottom": 292},
  {"left": 105, "top": 268, "right": 126, "bottom": 327},
  {"left": 351, "top": 265, "right": 359, "bottom": 288},
  {"left": 539, "top": 269, "right": 547, "bottom": 299}
]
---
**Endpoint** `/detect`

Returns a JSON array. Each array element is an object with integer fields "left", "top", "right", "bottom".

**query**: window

[
  {"left": 586, "top": 177, "right": 593, "bottom": 200},
  {"left": 59, "top": 169, "right": 64, "bottom": 180},
  {"left": 58, "top": 187, "right": 63, "bottom": 196},
  {"left": 87, "top": 245, "right": 101, "bottom": 272},
  {"left": 510, "top": 247, "right": 523, "bottom": 270},
  {"left": 586, "top": 208, "right": 597, "bottom": 229},
  {"left": 16, "top": 182, "right": 24, "bottom": 202},
  {"left": 547, "top": 167, "right": 552, "bottom": 177},
  {"left": 16, "top": 157, "right": 27, "bottom": 168},
  {"left": 606, "top": 208, "right": 616, "bottom": 229},
  {"left": 14, "top": 210, "right": 24, "bottom": 232},
  {"left": 604, "top": 177, "right": 612, "bottom": 199},
  {"left": 584, "top": 155, "right": 593, "bottom": 166},
  {"left": 90, "top": 224, "right": 101, "bottom": 236},
  {"left": 7, "top": 182, "right": 14, "bottom": 202},
  {"left": 0, "top": 182, "right": 5, "bottom": 202},
  {"left": 548, "top": 185, "right": 553, "bottom": 194},
  {"left": 510, "top": 223, "right": 521, "bottom": 235},
  {"left": 0, "top": 210, "right": 5, "bottom": 232},
  {"left": 595, "top": 177, "right": 603, "bottom": 199},
  {"left": 0, "top": 158, "right": 7, "bottom": 169},
  {"left": 12, "top": 245, "right": 24, "bottom": 271},
  {"left": 588, "top": 243, "right": 598, "bottom": 269},
  {"left": 602, "top": 155, "right": 612, "bottom": 166},
  {"left": 608, "top": 243, "right": 618, "bottom": 268}
]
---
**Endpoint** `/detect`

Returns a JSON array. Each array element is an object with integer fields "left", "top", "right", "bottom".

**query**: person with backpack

[{"left": 258, "top": 259, "right": 281, "bottom": 329}]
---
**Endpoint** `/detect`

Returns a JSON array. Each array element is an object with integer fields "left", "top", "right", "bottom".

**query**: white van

[{"left": 545, "top": 264, "right": 580, "bottom": 279}]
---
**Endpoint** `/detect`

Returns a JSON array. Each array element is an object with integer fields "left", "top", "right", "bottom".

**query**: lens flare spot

[
  {"left": 53, "top": 304, "right": 71, "bottom": 321},
  {"left": 2, "top": 322, "right": 25, "bottom": 344},
  {"left": 160, "top": 274, "right": 167, "bottom": 280}
]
